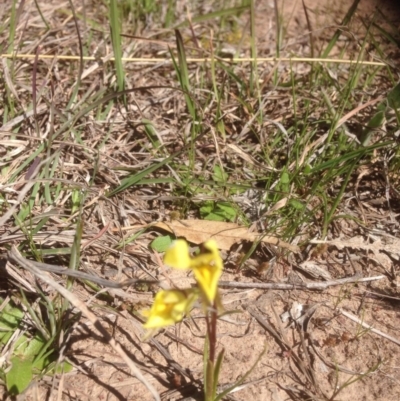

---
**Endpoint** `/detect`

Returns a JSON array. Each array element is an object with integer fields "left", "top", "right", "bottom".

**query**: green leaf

[
  {"left": 0, "top": 303, "right": 24, "bottom": 344},
  {"left": 303, "top": 164, "right": 311, "bottom": 174},
  {"left": 142, "top": 119, "right": 161, "bottom": 149},
  {"left": 71, "top": 188, "right": 81, "bottom": 215},
  {"left": 387, "top": 81, "right": 400, "bottom": 109},
  {"left": 289, "top": 199, "right": 305, "bottom": 210},
  {"left": 280, "top": 171, "right": 290, "bottom": 184},
  {"left": 199, "top": 201, "right": 214, "bottom": 215},
  {"left": 16, "top": 335, "right": 45, "bottom": 358},
  {"left": 173, "top": 29, "right": 196, "bottom": 120},
  {"left": 308, "top": 140, "right": 393, "bottom": 173},
  {"left": 278, "top": 169, "right": 290, "bottom": 192},
  {"left": 6, "top": 357, "right": 33, "bottom": 395},
  {"left": 200, "top": 201, "right": 237, "bottom": 222},
  {"left": 367, "top": 110, "right": 385, "bottom": 129},
  {"left": 151, "top": 236, "right": 173, "bottom": 252},
  {"left": 321, "top": 0, "right": 361, "bottom": 58},
  {"left": 213, "top": 165, "right": 228, "bottom": 182},
  {"left": 203, "top": 212, "right": 226, "bottom": 222},
  {"left": 215, "top": 202, "right": 237, "bottom": 221}
]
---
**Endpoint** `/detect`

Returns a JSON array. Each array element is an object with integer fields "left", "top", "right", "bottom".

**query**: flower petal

[
  {"left": 164, "top": 239, "right": 192, "bottom": 269},
  {"left": 193, "top": 262, "right": 222, "bottom": 304},
  {"left": 191, "top": 240, "right": 223, "bottom": 304},
  {"left": 142, "top": 289, "right": 197, "bottom": 329},
  {"left": 203, "top": 240, "right": 223, "bottom": 270}
]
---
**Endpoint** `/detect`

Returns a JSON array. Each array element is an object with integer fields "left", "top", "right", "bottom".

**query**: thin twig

[
  {"left": 0, "top": 53, "right": 387, "bottom": 66},
  {"left": 219, "top": 274, "right": 385, "bottom": 291},
  {"left": 339, "top": 308, "right": 400, "bottom": 347},
  {"left": 7, "top": 252, "right": 156, "bottom": 289}
]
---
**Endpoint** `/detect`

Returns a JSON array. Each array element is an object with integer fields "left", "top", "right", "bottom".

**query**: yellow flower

[
  {"left": 164, "top": 239, "right": 223, "bottom": 304},
  {"left": 142, "top": 289, "right": 197, "bottom": 329}
]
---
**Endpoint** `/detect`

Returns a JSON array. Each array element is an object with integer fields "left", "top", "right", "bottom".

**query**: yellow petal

[
  {"left": 193, "top": 262, "right": 222, "bottom": 304},
  {"left": 203, "top": 240, "right": 223, "bottom": 270},
  {"left": 142, "top": 289, "right": 198, "bottom": 329},
  {"left": 164, "top": 239, "right": 191, "bottom": 269},
  {"left": 191, "top": 240, "right": 223, "bottom": 304}
]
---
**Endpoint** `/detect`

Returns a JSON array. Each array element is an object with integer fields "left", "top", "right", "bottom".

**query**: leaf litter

[{"left": 1, "top": 0, "right": 400, "bottom": 400}]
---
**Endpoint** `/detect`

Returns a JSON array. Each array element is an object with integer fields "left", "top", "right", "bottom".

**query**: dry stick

[
  {"left": 339, "top": 308, "right": 400, "bottom": 347},
  {"left": 219, "top": 274, "right": 385, "bottom": 291},
  {"left": 8, "top": 246, "right": 160, "bottom": 401},
  {"left": 0, "top": 53, "right": 387, "bottom": 66},
  {"left": 20, "top": 258, "right": 149, "bottom": 289}
]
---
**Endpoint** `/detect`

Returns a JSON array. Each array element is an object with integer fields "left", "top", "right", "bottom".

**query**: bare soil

[{"left": 1, "top": 1, "right": 400, "bottom": 401}]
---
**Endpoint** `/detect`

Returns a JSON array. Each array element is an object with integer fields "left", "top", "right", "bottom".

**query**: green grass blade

[
  {"left": 109, "top": 0, "right": 125, "bottom": 95},
  {"left": 321, "top": 0, "right": 361, "bottom": 58},
  {"left": 174, "top": 29, "right": 195, "bottom": 120},
  {"left": 107, "top": 150, "right": 183, "bottom": 197},
  {"left": 308, "top": 140, "right": 393, "bottom": 174}
]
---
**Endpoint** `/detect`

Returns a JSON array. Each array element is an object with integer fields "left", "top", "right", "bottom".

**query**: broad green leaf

[
  {"left": 21, "top": 336, "right": 46, "bottom": 358},
  {"left": 6, "top": 357, "right": 33, "bottom": 395},
  {"left": 214, "top": 202, "right": 237, "bottom": 221},
  {"left": 151, "top": 236, "right": 173, "bottom": 252}
]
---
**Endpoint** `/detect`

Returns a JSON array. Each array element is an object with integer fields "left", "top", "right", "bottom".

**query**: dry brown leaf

[
  {"left": 311, "top": 235, "right": 400, "bottom": 270},
  {"left": 153, "top": 219, "right": 300, "bottom": 253}
]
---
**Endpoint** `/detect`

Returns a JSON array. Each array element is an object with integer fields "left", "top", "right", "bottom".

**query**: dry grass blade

[
  {"left": 339, "top": 308, "right": 400, "bottom": 347},
  {"left": 8, "top": 246, "right": 160, "bottom": 401}
]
